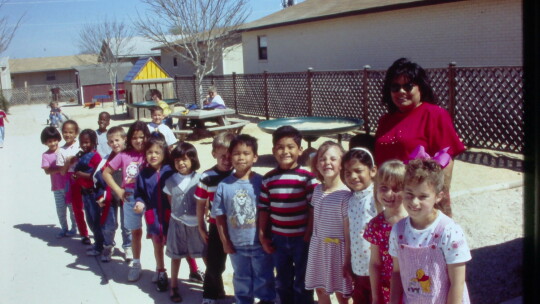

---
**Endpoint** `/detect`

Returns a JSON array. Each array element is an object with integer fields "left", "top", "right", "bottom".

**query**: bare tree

[
  {"left": 77, "top": 18, "right": 134, "bottom": 113},
  {"left": 0, "top": 0, "right": 23, "bottom": 54},
  {"left": 136, "top": 0, "right": 250, "bottom": 107}
]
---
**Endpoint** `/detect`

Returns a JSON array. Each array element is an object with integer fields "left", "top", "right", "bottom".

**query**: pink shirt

[
  {"left": 107, "top": 150, "right": 145, "bottom": 189},
  {"left": 41, "top": 150, "right": 67, "bottom": 191},
  {"left": 0, "top": 110, "right": 6, "bottom": 127}
]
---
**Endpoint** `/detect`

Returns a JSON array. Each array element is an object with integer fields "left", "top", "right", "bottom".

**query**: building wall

[
  {"left": 222, "top": 43, "right": 244, "bottom": 75},
  {"left": 80, "top": 83, "right": 125, "bottom": 105},
  {"left": 242, "top": 0, "right": 522, "bottom": 73},
  {"left": 11, "top": 70, "right": 76, "bottom": 88}
]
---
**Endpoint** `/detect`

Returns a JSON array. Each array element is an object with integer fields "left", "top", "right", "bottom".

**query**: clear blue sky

[{"left": 1, "top": 0, "right": 304, "bottom": 59}]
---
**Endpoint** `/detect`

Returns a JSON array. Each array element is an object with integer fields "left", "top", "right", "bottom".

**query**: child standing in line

[
  {"left": 196, "top": 132, "right": 235, "bottom": 304},
  {"left": 56, "top": 120, "right": 90, "bottom": 245},
  {"left": 96, "top": 111, "right": 112, "bottom": 158},
  {"left": 258, "top": 125, "right": 318, "bottom": 304},
  {"left": 103, "top": 121, "right": 149, "bottom": 282},
  {"left": 0, "top": 108, "right": 9, "bottom": 148},
  {"left": 389, "top": 159, "right": 471, "bottom": 304},
  {"left": 147, "top": 106, "right": 177, "bottom": 148},
  {"left": 342, "top": 148, "right": 378, "bottom": 304},
  {"left": 93, "top": 126, "right": 132, "bottom": 262},
  {"left": 72, "top": 129, "right": 103, "bottom": 256},
  {"left": 305, "top": 141, "right": 352, "bottom": 304},
  {"left": 164, "top": 142, "right": 206, "bottom": 303},
  {"left": 363, "top": 160, "right": 407, "bottom": 304},
  {"left": 133, "top": 133, "right": 175, "bottom": 291},
  {"left": 213, "top": 134, "right": 276, "bottom": 304},
  {"left": 40, "top": 126, "right": 77, "bottom": 238}
]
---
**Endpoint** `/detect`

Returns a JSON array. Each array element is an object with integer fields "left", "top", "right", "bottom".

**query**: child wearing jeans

[
  {"left": 258, "top": 126, "right": 317, "bottom": 304},
  {"left": 0, "top": 108, "right": 9, "bottom": 148},
  {"left": 213, "top": 134, "right": 276, "bottom": 304},
  {"left": 40, "top": 126, "right": 77, "bottom": 238}
]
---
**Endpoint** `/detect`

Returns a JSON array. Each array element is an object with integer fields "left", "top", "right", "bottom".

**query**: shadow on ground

[
  {"left": 456, "top": 151, "right": 523, "bottom": 172},
  {"left": 467, "top": 238, "right": 523, "bottom": 304},
  {"left": 13, "top": 223, "right": 214, "bottom": 303}
]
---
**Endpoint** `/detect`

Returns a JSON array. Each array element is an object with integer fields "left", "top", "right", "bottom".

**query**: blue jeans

[
  {"left": 49, "top": 113, "right": 63, "bottom": 127},
  {"left": 229, "top": 245, "right": 276, "bottom": 304},
  {"left": 82, "top": 190, "right": 104, "bottom": 251},
  {"left": 102, "top": 201, "right": 132, "bottom": 248},
  {"left": 0, "top": 126, "right": 4, "bottom": 145},
  {"left": 52, "top": 189, "right": 76, "bottom": 232},
  {"left": 272, "top": 234, "right": 313, "bottom": 304}
]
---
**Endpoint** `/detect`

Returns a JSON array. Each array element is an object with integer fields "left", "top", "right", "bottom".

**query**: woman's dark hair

[
  {"left": 126, "top": 121, "right": 150, "bottom": 150},
  {"left": 40, "top": 126, "right": 62, "bottom": 144},
  {"left": 79, "top": 129, "right": 98, "bottom": 148},
  {"left": 382, "top": 58, "right": 437, "bottom": 113},
  {"left": 144, "top": 132, "right": 170, "bottom": 165},
  {"left": 170, "top": 141, "right": 200, "bottom": 172},
  {"left": 61, "top": 119, "right": 79, "bottom": 133}
]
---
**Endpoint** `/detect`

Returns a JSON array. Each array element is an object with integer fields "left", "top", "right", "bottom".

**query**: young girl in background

[
  {"left": 40, "top": 126, "right": 77, "bottom": 238},
  {"left": 164, "top": 142, "right": 205, "bottom": 303},
  {"left": 342, "top": 148, "right": 378, "bottom": 304},
  {"left": 363, "top": 160, "right": 407, "bottom": 304},
  {"left": 103, "top": 121, "right": 149, "bottom": 282},
  {"left": 305, "top": 141, "right": 352, "bottom": 304},
  {"left": 56, "top": 120, "right": 90, "bottom": 245},
  {"left": 73, "top": 129, "right": 103, "bottom": 256},
  {"left": 134, "top": 133, "right": 175, "bottom": 291},
  {"left": 389, "top": 159, "right": 471, "bottom": 304}
]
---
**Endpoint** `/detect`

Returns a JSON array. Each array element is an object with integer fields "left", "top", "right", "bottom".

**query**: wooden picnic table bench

[{"left": 206, "top": 118, "right": 249, "bottom": 135}]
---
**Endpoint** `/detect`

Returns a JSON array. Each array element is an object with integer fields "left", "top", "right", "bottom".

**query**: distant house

[
  {"left": 99, "top": 36, "right": 162, "bottom": 64},
  {"left": 74, "top": 62, "right": 133, "bottom": 105},
  {"left": 0, "top": 57, "right": 11, "bottom": 90},
  {"left": 9, "top": 54, "right": 99, "bottom": 88},
  {"left": 239, "top": 0, "right": 522, "bottom": 73}
]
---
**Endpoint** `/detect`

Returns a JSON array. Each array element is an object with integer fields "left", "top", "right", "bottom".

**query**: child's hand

[
  {"left": 222, "top": 240, "right": 236, "bottom": 254},
  {"left": 260, "top": 236, "right": 275, "bottom": 254},
  {"left": 343, "top": 261, "right": 354, "bottom": 281},
  {"left": 96, "top": 196, "right": 105, "bottom": 208},
  {"left": 198, "top": 226, "right": 209, "bottom": 244},
  {"left": 133, "top": 201, "right": 145, "bottom": 214}
]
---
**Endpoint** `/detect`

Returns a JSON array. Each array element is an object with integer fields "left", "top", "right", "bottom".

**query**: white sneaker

[
  {"left": 124, "top": 247, "right": 133, "bottom": 262},
  {"left": 202, "top": 298, "right": 217, "bottom": 304},
  {"left": 151, "top": 271, "right": 159, "bottom": 283},
  {"left": 101, "top": 245, "right": 114, "bottom": 262},
  {"left": 86, "top": 248, "right": 101, "bottom": 256},
  {"left": 128, "top": 262, "right": 142, "bottom": 282}
]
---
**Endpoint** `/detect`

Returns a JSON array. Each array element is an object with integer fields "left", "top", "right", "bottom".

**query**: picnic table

[{"left": 169, "top": 107, "right": 248, "bottom": 140}]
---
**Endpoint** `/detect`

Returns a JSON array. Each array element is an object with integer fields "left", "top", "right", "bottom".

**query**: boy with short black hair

[
  {"left": 213, "top": 134, "right": 276, "bottom": 304},
  {"left": 96, "top": 111, "right": 112, "bottom": 157},
  {"left": 195, "top": 132, "right": 235, "bottom": 304},
  {"left": 258, "top": 125, "right": 318, "bottom": 304},
  {"left": 147, "top": 106, "right": 177, "bottom": 148}
]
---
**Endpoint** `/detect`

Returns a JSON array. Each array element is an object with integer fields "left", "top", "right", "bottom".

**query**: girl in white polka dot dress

[{"left": 342, "top": 148, "right": 379, "bottom": 304}]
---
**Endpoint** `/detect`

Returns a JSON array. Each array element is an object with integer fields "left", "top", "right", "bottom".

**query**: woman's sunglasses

[{"left": 390, "top": 82, "right": 416, "bottom": 93}]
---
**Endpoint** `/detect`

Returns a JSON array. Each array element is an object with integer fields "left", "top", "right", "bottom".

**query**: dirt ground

[{"left": 0, "top": 102, "right": 524, "bottom": 303}]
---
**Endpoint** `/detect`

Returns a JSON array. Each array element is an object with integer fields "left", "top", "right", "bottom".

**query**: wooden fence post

[
  {"left": 362, "top": 65, "right": 371, "bottom": 134},
  {"left": 192, "top": 74, "right": 197, "bottom": 104},
  {"left": 264, "top": 70, "right": 269, "bottom": 120},
  {"left": 448, "top": 62, "right": 457, "bottom": 121},
  {"left": 233, "top": 72, "right": 238, "bottom": 115},
  {"left": 307, "top": 68, "right": 313, "bottom": 117}
]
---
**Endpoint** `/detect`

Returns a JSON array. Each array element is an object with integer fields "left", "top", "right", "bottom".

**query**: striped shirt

[
  {"left": 194, "top": 166, "right": 233, "bottom": 223},
  {"left": 258, "top": 166, "right": 318, "bottom": 237}
]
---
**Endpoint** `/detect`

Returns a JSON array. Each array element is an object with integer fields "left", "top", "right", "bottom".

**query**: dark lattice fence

[{"left": 174, "top": 65, "right": 523, "bottom": 153}]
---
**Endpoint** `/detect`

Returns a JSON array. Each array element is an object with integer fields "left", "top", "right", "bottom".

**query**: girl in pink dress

[
  {"left": 363, "top": 160, "right": 407, "bottom": 304},
  {"left": 388, "top": 159, "right": 471, "bottom": 304},
  {"left": 305, "top": 141, "right": 352, "bottom": 304}
]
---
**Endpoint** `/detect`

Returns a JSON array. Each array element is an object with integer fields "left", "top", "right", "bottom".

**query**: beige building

[{"left": 240, "top": 0, "right": 522, "bottom": 73}]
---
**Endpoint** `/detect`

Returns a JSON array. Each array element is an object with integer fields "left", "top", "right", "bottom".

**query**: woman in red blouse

[{"left": 374, "top": 58, "right": 465, "bottom": 216}]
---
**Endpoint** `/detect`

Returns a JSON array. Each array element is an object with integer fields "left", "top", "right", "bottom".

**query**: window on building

[
  {"left": 46, "top": 72, "right": 56, "bottom": 81},
  {"left": 173, "top": 57, "right": 178, "bottom": 67},
  {"left": 258, "top": 36, "right": 268, "bottom": 60}
]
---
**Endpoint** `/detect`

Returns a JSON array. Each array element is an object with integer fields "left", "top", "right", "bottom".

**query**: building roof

[
  {"left": 9, "top": 54, "right": 99, "bottom": 74},
  {"left": 124, "top": 57, "right": 171, "bottom": 82},
  {"left": 103, "top": 36, "right": 161, "bottom": 59},
  {"left": 239, "top": 0, "right": 460, "bottom": 31},
  {"left": 74, "top": 62, "right": 133, "bottom": 86}
]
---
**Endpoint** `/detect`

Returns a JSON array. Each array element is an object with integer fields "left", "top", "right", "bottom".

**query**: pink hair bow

[{"left": 407, "top": 145, "right": 451, "bottom": 168}]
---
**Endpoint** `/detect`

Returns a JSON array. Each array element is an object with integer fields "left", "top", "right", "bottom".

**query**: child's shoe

[
  {"left": 101, "top": 245, "right": 114, "bottom": 262},
  {"left": 66, "top": 228, "right": 77, "bottom": 237},
  {"left": 128, "top": 261, "right": 142, "bottom": 282},
  {"left": 151, "top": 271, "right": 159, "bottom": 283},
  {"left": 170, "top": 287, "right": 183, "bottom": 303},
  {"left": 81, "top": 236, "right": 91, "bottom": 245},
  {"left": 86, "top": 247, "right": 101, "bottom": 256},
  {"left": 56, "top": 230, "right": 67, "bottom": 239},
  {"left": 124, "top": 247, "right": 133, "bottom": 262},
  {"left": 201, "top": 298, "right": 216, "bottom": 304},
  {"left": 189, "top": 270, "right": 204, "bottom": 284},
  {"left": 156, "top": 271, "right": 168, "bottom": 292}
]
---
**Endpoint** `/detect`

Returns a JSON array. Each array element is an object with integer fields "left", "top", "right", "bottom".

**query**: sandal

[{"left": 170, "top": 287, "right": 182, "bottom": 303}]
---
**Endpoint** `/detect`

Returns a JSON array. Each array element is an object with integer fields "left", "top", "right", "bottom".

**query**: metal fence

[
  {"left": 174, "top": 64, "right": 523, "bottom": 154},
  {"left": 2, "top": 82, "right": 78, "bottom": 105}
]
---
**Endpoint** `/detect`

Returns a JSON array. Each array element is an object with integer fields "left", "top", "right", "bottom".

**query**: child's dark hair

[
  {"left": 40, "top": 126, "right": 62, "bottom": 144},
  {"left": 342, "top": 147, "right": 375, "bottom": 170},
  {"left": 229, "top": 134, "right": 258, "bottom": 155},
  {"left": 79, "top": 129, "right": 98, "bottom": 148},
  {"left": 348, "top": 133, "right": 375, "bottom": 152},
  {"left": 99, "top": 111, "right": 111, "bottom": 120},
  {"left": 405, "top": 159, "right": 447, "bottom": 213},
  {"left": 311, "top": 140, "right": 345, "bottom": 181},
  {"left": 272, "top": 125, "right": 302, "bottom": 147},
  {"left": 145, "top": 132, "right": 170, "bottom": 165},
  {"left": 62, "top": 119, "right": 79, "bottom": 133},
  {"left": 171, "top": 142, "right": 200, "bottom": 172},
  {"left": 126, "top": 121, "right": 150, "bottom": 150},
  {"left": 212, "top": 132, "right": 236, "bottom": 151},
  {"left": 150, "top": 106, "right": 163, "bottom": 115},
  {"left": 150, "top": 89, "right": 162, "bottom": 99}
]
